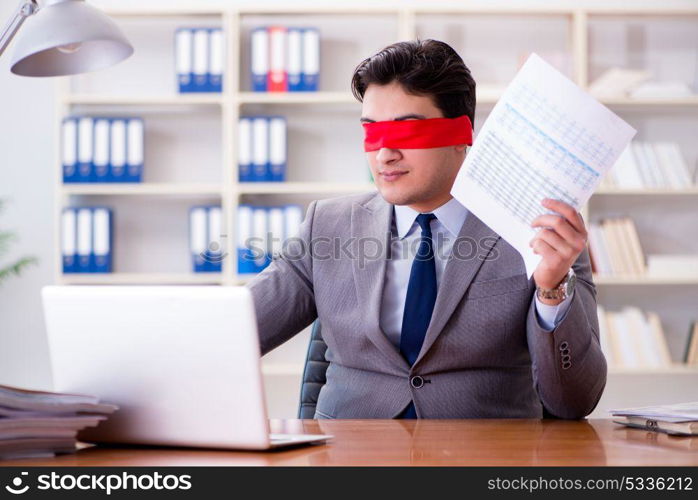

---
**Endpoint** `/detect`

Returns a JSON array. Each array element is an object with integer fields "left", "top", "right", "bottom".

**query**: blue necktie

[{"left": 399, "top": 213, "right": 437, "bottom": 419}]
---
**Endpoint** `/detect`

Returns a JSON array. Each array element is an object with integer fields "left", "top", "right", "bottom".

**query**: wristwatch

[{"left": 536, "top": 268, "right": 576, "bottom": 301}]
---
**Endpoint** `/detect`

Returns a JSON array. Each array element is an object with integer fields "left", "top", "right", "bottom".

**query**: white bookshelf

[
  {"left": 54, "top": 2, "right": 698, "bottom": 417},
  {"left": 58, "top": 272, "right": 224, "bottom": 286},
  {"left": 61, "top": 183, "right": 223, "bottom": 196}
]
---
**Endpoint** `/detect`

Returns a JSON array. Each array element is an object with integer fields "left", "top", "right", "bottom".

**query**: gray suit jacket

[{"left": 247, "top": 192, "right": 606, "bottom": 419}]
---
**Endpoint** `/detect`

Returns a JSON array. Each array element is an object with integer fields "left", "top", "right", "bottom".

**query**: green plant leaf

[
  {"left": 0, "top": 256, "right": 38, "bottom": 285},
  {"left": 0, "top": 231, "right": 17, "bottom": 255}
]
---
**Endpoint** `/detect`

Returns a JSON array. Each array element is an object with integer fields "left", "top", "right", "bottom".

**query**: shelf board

[
  {"left": 62, "top": 95, "right": 698, "bottom": 109},
  {"left": 237, "top": 91, "right": 356, "bottom": 105},
  {"left": 104, "top": 8, "right": 226, "bottom": 17},
  {"left": 61, "top": 183, "right": 223, "bottom": 196},
  {"left": 238, "top": 182, "right": 376, "bottom": 194},
  {"left": 58, "top": 273, "right": 224, "bottom": 285},
  {"left": 594, "top": 187, "right": 698, "bottom": 195},
  {"left": 593, "top": 275, "right": 698, "bottom": 285},
  {"left": 64, "top": 94, "right": 224, "bottom": 106}
]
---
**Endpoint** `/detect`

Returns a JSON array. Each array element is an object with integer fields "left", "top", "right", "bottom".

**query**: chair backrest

[{"left": 297, "top": 320, "right": 329, "bottom": 418}]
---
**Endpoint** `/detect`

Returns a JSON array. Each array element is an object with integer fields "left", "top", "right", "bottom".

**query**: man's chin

[{"left": 376, "top": 186, "right": 417, "bottom": 207}]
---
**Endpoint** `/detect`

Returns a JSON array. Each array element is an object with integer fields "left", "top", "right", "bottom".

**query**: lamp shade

[{"left": 10, "top": 0, "right": 133, "bottom": 77}]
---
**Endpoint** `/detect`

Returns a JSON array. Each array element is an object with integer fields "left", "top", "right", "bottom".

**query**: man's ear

[{"left": 454, "top": 144, "right": 468, "bottom": 153}]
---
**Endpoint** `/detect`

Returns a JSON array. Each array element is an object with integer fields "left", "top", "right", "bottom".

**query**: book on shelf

[
  {"left": 597, "top": 305, "right": 672, "bottom": 370},
  {"left": 175, "top": 27, "right": 224, "bottom": 93},
  {"left": 599, "top": 141, "right": 693, "bottom": 190},
  {"left": 189, "top": 205, "right": 223, "bottom": 273},
  {"left": 62, "top": 116, "right": 144, "bottom": 184},
  {"left": 238, "top": 116, "right": 287, "bottom": 182},
  {"left": 251, "top": 26, "right": 320, "bottom": 92},
  {"left": 646, "top": 254, "right": 698, "bottom": 278},
  {"left": 237, "top": 204, "right": 303, "bottom": 275},
  {"left": 62, "top": 207, "right": 113, "bottom": 274},
  {"left": 0, "top": 384, "right": 117, "bottom": 460},
  {"left": 629, "top": 81, "right": 695, "bottom": 100},
  {"left": 685, "top": 322, "right": 698, "bottom": 365},
  {"left": 588, "top": 67, "right": 651, "bottom": 99},
  {"left": 588, "top": 66, "right": 695, "bottom": 100},
  {"left": 588, "top": 217, "right": 645, "bottom": 277},
  {"left": 610, "top": 402, "right": 698, "bottom": 437}
]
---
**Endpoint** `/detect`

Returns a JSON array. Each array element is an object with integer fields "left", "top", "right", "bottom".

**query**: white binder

[
  {"left": 302, "top": 28, "right": 320, "bottom": 91},
  {"left": 109, "top": 119, "right": 127, "bottom": 182},
  {"left": 209, "top": 28, "right": 224, "bottom": 91},
  {"left": 92, "top": 208, "right": 112, "bottom": 273},
  {"left": 61, "top": 208, "right": 77, "bottom": 273},
  {"left": 252, "top": 207, "right": 268, "bottom": 269},
  {"left": 287, "top": 28, "right": 302, "bottom": 91},
  {"left": 268, "top": 207, "right": 284, "bottom": 257},
  {"left": 284, "top": 205, "right": 303, "bottom": 240},
  {"left": 252, "top": 117, "right": 269, "bottom": 181},
  {"left": 251, "top": 28, "right": 269, "bottom": 91},
  {"left": 77, "top": 117, "right": 94, "bottom": 182},
  {"left": 126, "top": 118, "right": 144, "bottom": 182},
  {"left": 193, "top": 28, "right": 209, "bottom": 90},
  {"left": 62, "top": 118, "right": 78, "bottom": 182},
  {"left": 237, "top": 204, "right": 253, "bottom": 273},
  {"left": 189, "top": 207, "right": 208, "bottom": 272},
  {"left": 93, "top": 119, "right": 110, "bottom": 182},
  {"left": 76, "top": 208, "right": 93, "bottom": 272},
  {"left": 268, "top": 117, "right": 286, "bottom": 182},
  {"left": 176, "top": 28, "right": 193, "bottom": 91},
  {"left": 238, "top": 117, "right": 253, "bottom": 182},
  {"left": 207, "top": 206, "right": 223, "bottom": 270}
]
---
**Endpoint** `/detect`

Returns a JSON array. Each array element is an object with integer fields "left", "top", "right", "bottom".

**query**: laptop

[{"left": 41, "top": 285, "right": 332, "bottom": 450}]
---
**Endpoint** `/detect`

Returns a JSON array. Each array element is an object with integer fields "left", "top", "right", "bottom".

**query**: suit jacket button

[
  {"left": 410, "top": 376, "right": 424, "bottom": 389},
  {"left": 559, "top": 341, "right": 569, "bottom": 351}
]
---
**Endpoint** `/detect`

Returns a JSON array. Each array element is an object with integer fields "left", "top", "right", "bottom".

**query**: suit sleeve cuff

[{"left": 534, "top": 291, "right": 575, "bottom": 331}]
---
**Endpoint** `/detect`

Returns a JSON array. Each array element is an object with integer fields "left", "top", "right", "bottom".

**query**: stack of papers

[
  {"left": 610, "top": 402, "right": 698, "bottom": 436},
  {"left": 0, "top": 384, "right": 117, "bottom": 460}
]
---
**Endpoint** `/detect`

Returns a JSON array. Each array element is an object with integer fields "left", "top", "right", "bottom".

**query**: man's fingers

[
  {"left": 541, "top": 198, "right": 586, "bottom": 235},
  {"left": 531, "top": 238, "right": 558, "bottom": 261},
  {"left": 531, "top": 229, "right": 575, "bottom": 261},
  {"left": 531, "top": 214, "right": 579, "bottom": 243}
]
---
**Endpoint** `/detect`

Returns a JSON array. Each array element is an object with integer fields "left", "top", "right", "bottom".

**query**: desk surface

[{"left": 2, "top": 419, "right": 697, "bottom": 466}]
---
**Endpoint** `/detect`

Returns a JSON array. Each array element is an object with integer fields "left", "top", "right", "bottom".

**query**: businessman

[{"left": 247, "top": 39, "right": 606, "bottom": 419}]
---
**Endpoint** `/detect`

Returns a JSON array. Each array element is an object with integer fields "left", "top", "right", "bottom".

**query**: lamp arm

[{"left": 0, "top": 0, "right": 39, "bottom": 57}]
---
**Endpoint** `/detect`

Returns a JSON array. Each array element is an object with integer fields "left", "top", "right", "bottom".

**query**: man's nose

[{"left": 376, "top": 147, "right": 401, "bottom": 164}]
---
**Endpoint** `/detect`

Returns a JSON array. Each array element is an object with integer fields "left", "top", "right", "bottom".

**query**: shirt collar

[{"left": 394, "top": 197, "right": 468, "bottom": 239}]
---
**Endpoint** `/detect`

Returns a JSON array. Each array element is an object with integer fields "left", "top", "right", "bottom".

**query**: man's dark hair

[{"left": 351, "top": 39, "right": 476, "bottom": 127}]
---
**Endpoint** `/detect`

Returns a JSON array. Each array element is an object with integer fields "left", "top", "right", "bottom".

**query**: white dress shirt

[{"left": 379, "top": 197, "right": 573, "bottom": 348}]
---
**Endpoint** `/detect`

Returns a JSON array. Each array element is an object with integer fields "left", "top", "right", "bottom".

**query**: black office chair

[
  {"left": 296, "top": 319, "right": 559, "bottom": 419},
  {"left": 297, "top": 320, "right": 329, "bottom": 418}
]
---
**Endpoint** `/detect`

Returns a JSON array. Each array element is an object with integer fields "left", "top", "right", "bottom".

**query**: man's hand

[{"left": 529, "top": 198, "right": 587, "bottom": 304}]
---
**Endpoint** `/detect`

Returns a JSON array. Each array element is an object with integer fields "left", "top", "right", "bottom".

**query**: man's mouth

[{"left": 380, "top": 170, "right": 408, "bottom": 182}]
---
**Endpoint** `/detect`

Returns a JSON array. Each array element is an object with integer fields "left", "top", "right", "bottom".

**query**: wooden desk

[{"left": 2, "top": 419, "right": 696, "bottom": 466}]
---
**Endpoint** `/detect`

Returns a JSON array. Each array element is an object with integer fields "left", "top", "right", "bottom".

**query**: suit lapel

[
  {"left": 413, "top": 211, "right": 500, "bottom": 367},
  {"left": 351, "top": 194, "right": 410, "bottom": 372}
]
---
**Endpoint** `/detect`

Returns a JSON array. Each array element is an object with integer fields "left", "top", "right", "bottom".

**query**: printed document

[{"left": 451, "top": 53, "right": 636, "bottom": 278}]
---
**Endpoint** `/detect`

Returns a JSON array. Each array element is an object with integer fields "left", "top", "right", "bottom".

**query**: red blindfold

[{"left": 363, "top": 115, "right": 473, "bottom": 152}]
